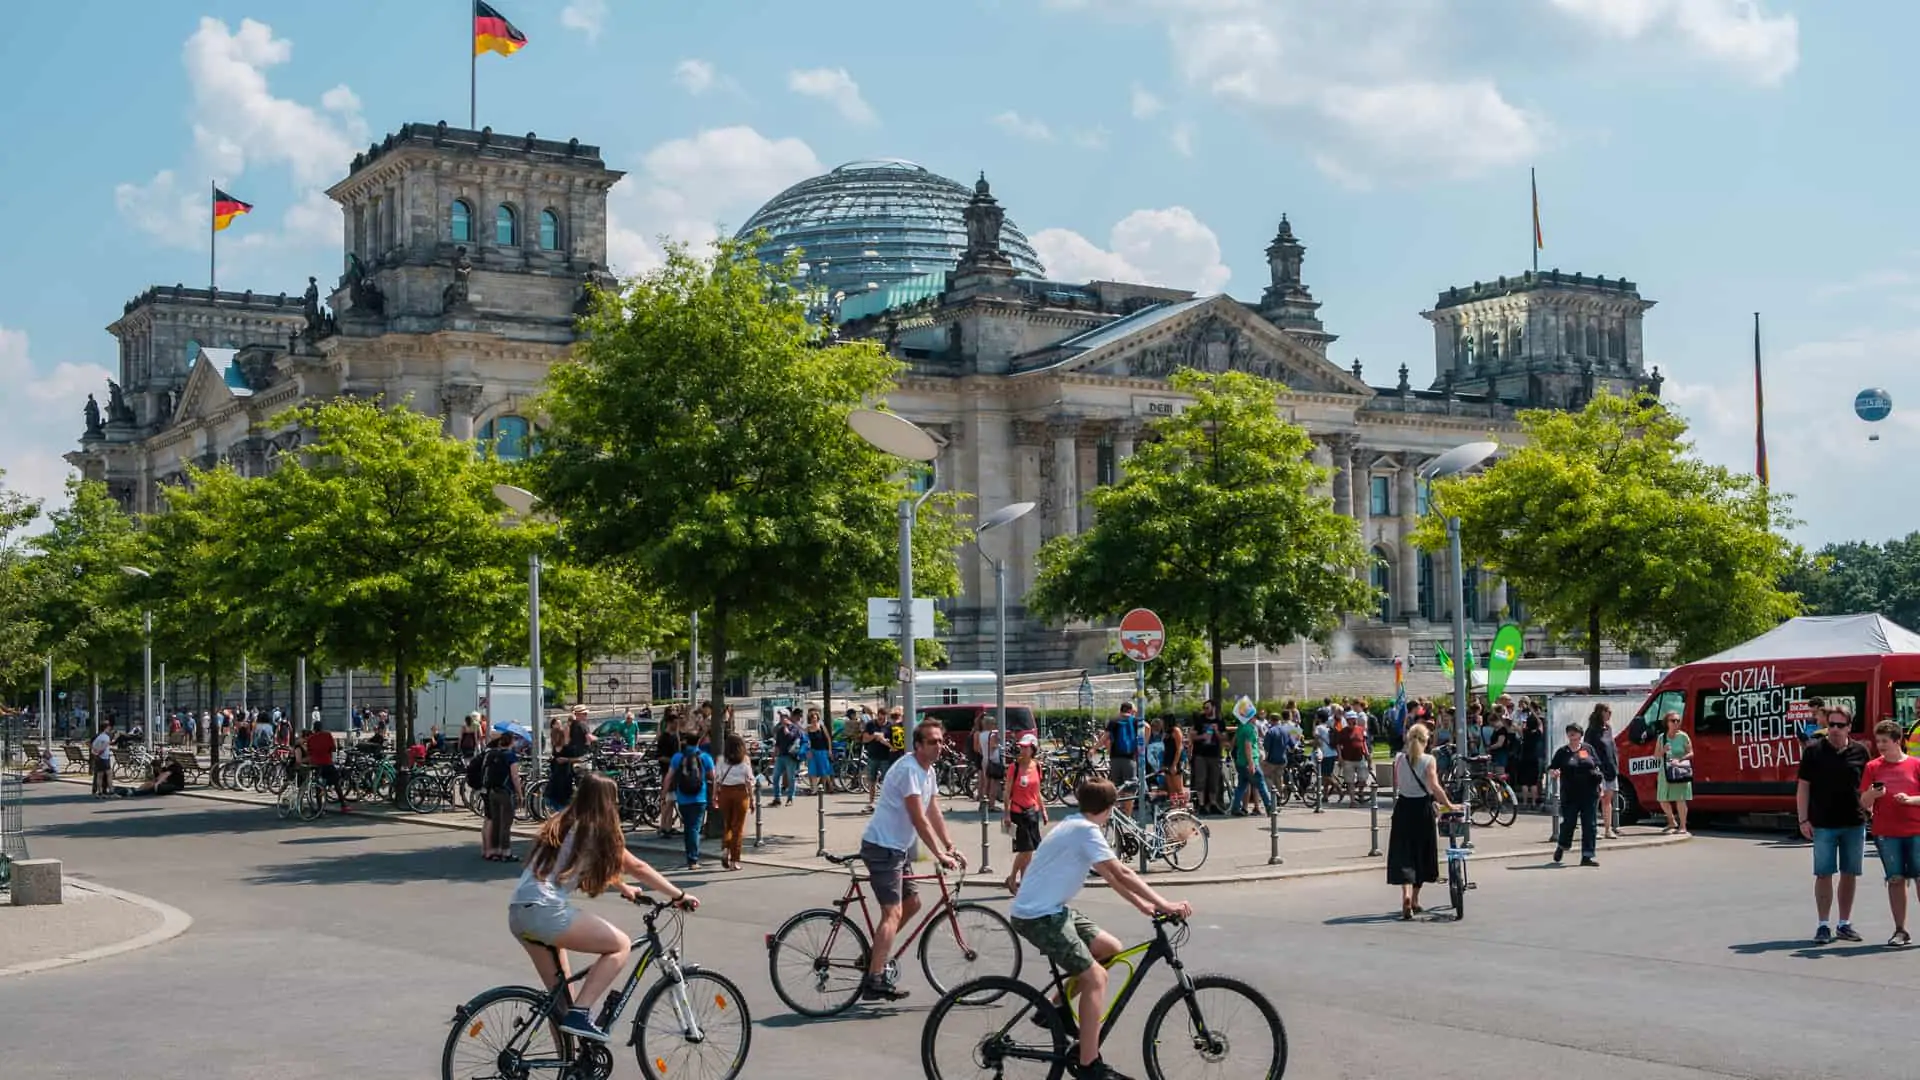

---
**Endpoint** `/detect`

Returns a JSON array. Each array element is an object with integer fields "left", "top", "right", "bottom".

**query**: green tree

[
  {"left": 240, "top": 399, "right": 526, "bottom": 764},
  {"left": 537, "top": 552, "right": 677, "bottom": 704},
  {"left": 531, "top": 238, "right": 963, "bottom": 757},
  {"left": 1416, "top": 390, "right": 1799, "bottom": 691},
  {"left": 28, "top": 480, "right": 146, "bottom": 717},
  {"left": 1786, "top": 533, "right": 1920, "bottom": 629},
  {"left": 0, "top": 470, "right": 44, "bottom": 691},
  {"left": 1028, "top": 369, "right": 1375, "bottom": 705}
]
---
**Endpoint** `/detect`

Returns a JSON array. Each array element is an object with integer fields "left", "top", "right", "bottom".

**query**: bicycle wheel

[
  {"left": 298, "top": 783, "right": 323, "bottom": 822},
  {"left": 919, "top": 901, "right": 1023, "bottom": 1000},
  {"left": 407, "top": 773, "right": 447, "bottom": 814},
  {"left": 1448, "top": 853, "right": 1467, "bottom": 919},
  {"left": 442, "top": 986, "right": 561, "bottom": 1080},
  {"left": 264, "top": 765, "right": 289, "bottom": 796},
  {"left": 1158, "top": 811, "right": 1211, "bottom": 873},
  {"left": 1294, "top": 770, "right": 1321, "bottom": 811},
  {"left": 1494, "top": 782, "right": 1518, "bottom": 827},
  {"left": 767, "top": 908, "right": 870, "bottom": 1017},
  {"left": 1469, "top": 781, "right": 1498, "bottom": 829},
  {"left": 275, "top": 788, "right": 295, "bottom": 820},
  {"left": 1141, "top": 973, "right": 1287, "bottom": 1080},
  {"left": 633, "top": 968, "right": 752, "bottom": 1080},
  {"left": 921, "top": 975, "right": 1069, "bottom": 1080}
]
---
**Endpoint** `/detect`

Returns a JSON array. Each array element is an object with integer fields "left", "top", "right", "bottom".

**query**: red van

[{"left": 1617, "top": 615, "right": 1920, "bottom": 818}]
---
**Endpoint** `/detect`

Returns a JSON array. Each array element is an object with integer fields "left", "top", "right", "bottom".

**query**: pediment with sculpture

[{"left": 1072, "top": 300, "right": 1367, "bottom": 395}]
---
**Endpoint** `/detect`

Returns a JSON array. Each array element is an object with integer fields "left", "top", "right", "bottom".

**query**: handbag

[{"left": 1662, "top": 736, "right": 1692, "bottom": 782}]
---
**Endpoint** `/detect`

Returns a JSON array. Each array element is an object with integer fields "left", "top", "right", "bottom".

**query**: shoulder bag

[{"left": 1662, "top": 735, "right": 1693, "bottom": 783}]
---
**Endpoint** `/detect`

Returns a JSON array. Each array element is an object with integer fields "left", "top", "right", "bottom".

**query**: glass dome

[{"left": 736, "top": 160, "right": 1046, "bottom": 302}]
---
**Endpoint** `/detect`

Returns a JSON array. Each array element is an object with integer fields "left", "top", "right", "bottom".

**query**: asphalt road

[{"left": 4, "top": 785, "right": 1912, "bottom": 1080}]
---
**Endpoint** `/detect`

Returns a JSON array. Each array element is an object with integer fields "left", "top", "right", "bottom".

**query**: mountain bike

[
  {"left": 442, "top": 894, "right": 750, "bottom": 1080},
  {"left": 1440, "top": 810, "right": 1474, "bottom": 920},
  {"left": 921, "top": 913, "right": 1286, "bottom": 1080},
  {"left": 765, "top": 851, "right": 1022, "bottom": 1017}
]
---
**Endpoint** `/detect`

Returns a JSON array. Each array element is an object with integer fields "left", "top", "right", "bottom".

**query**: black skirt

[{"left": 1387, "top": 794, "right": 1439, "bottom": 885}]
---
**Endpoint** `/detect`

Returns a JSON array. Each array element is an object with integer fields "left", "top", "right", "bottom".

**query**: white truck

[{"left": 414, "top": 666, "right": 534, "bottom": 735}]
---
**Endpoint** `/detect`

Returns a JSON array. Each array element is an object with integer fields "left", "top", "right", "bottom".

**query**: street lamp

[
  {"left": 846, "top": 410, "right": 942, "bottom": 728},
  {"left": 494, "top": 484, "right": 550, "bottom": 767},
  {"left": 1421, "top": 441, "right": 1497, "bottom": 847},
  {"left": 120, "top": 566, "right": 153, "bottom": 750},
  {"left": 969, "top": 501, "right": 1035, "bottom": 875}
]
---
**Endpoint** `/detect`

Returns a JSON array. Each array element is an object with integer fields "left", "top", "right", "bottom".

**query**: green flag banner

[
  {"left": 1487, "top": 622, "right": 1524, "bottom": 701},
  {"left": 1435, "top": 642, "right": 1452, "bottom": 678}
]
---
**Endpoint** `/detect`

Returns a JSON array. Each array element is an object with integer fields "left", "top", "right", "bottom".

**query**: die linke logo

[{"left": 1628, "top": 755, "right": 1661, "bottom": 777}]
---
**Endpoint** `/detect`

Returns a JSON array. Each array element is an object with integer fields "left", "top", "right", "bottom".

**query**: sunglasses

[{"left": 1828, "top": 717, "right": 1853, "bottom": 728}]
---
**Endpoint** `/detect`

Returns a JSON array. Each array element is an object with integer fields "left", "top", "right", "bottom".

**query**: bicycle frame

[
  {"left": 828, "top": 861, "right": 968, "bottom": 963},
  {"left": 1025, "top": 918, "right": 1189, "bottom": 1055}
]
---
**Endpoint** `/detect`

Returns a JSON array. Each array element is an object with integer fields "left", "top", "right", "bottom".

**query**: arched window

[
  {"left": 1371, "top": 551, "right": 1393, "bottom": 622},
  {"left": 495, "top": 204, "right": 517, "bottom": 246},
  {"left": 450, "top": 200, "right": 472, "bottom": 243},
  {"left": 1417, "top": 552, "right": 1437, "bottom": 622},
  {"left": 1585, "top": 323, "right": 1600, "bottom": 357},
  {"left": 480, "top": 415, "right": 532, "bottom": 460},
  {"left": 538, "top": 209, "right": 560, "bottom": 251}
]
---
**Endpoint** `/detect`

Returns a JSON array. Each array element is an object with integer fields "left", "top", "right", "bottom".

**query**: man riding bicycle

[
  {"left": 1009, "top": 777, "right": 1193, "bottom": 1080},
  {"left": 858, "top": 718, "right": 967, "bottom": 1002}
]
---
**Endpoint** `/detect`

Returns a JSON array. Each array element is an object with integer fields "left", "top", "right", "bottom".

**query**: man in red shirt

[
  {"left": 305, "top": 722, "right": 348, "bottom": 812},
  {"left": 1861, "top": 719, "right": 1920, "bottom": 947}
]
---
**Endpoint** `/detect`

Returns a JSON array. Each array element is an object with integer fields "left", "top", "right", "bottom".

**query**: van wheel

[{"left": 1616, "top": 783, "right": 1644, "bottom": 826}]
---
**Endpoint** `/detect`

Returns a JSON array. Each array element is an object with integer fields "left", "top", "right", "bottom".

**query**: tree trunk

[
  {"left": 705, "top": 604, "right": 728, "bottom": 842},
  {"left": 575, "top": 635, "right": 586, "bottom": 706},
  {"left": 822, "top": 665, "right": 832, "bottom": 721},
  {"left": 1208, "top": 623, "right": 1224, "bottom": 707},
  {"left": 1587, "top": 605, "right": 1602, "bottom": 694},
  {"left": 207, "top": 643, "right": 221, "bottom": 772},
  {"left": 393, "top": 649, "right": 412, "bottom": 806}
]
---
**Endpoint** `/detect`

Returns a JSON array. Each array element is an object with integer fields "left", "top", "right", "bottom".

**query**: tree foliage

[
  {"left": 1028, "top": 369, "right": 1375, "bottom": 704},
  {"left": 531, "top": 239, "right": 966, "bottom": 752},
  {"left": 1416, "top": 391, "right": 1799, "bottom": 691},
  {"left": 1786, "top": 533, "right": 1920, "bottom": 630},
  {"left": 0, "top": 470, "right": 44, "bottom": 688},
  {"left": 535, "top": 550, "right": 678, "bottom": 703},
  {"left": 28, "top": 479, "right": 145, "bottom": 691}
]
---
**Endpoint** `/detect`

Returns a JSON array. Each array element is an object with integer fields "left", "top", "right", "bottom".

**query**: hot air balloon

[{"left": 1855, "top": 388, "right": 1893, "bottom": 442}]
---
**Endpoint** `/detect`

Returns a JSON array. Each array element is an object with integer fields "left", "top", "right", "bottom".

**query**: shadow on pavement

[
  {"left": 1323, "top": 911, "right": 1413, "bottom": 926},
  {"left": 758, "top": 1004, "right": 924, "bottom": 1028},
  {"left": 248, "top": 841, "right": 517, "bottom": 886},
  {"left": 29, "top": 804, "right": 353, "bottom": 841},
  {"left": 1728, "top": 938, "right": 1886, "bottom": 960},
  {"left": 281, "top": 834, "right": 381, "bottom": 845}
]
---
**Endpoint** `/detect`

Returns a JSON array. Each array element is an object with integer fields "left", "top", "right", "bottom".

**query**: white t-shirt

[
  {"left": 1010, "top": 816, "right": 1117, "bottom": 920},
  {"left": 863, "top": 755, "right": 938, "bottom": 853},
  {"left": 90, "top": 731, "right": 112, "bottom": 765}
]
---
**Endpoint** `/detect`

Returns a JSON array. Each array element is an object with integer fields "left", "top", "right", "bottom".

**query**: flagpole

[
  {"left": 1530, "top": 167, "right": 1540, "bottom": 274},
  {"left": 470, "top": 2, "right": 477, "bottom": 129},
  {"left": 209, "top": 179, "right": 217, "bottom": 294},
  {"left": 1754, "top": 312, "right": 1768, "bottom": 490}
]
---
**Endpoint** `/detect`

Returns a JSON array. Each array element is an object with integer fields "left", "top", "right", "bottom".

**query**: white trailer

[{"left": 414, "top": 666, "right": 533, "bottom": 735}]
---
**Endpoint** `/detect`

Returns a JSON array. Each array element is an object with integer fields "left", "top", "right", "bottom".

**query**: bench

[
  {"left": 166, "top": 749, "right": 206, "bottom": 785},
  {"left": 61, "top": 744, "right": 91, "bottom": 773}
]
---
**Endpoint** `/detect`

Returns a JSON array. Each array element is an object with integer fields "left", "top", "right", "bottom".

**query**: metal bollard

[
  {"left": 1267, "top": 798, "right": 1283, "bottom": 865},
  {"left": 1548, "top": 775, "right": 1561, "bottom": 844},
  {"left": 815, "top": 783, "right": 827, "bottom": 858},
  {"left": 752, "top": 770, "right": 764, "bottom": 850},
  {"left": 1137, "top": 783, "right": 1151, "bottom": 875},
  {"left": 978, "top": 778, "right": 995, "bottom": 877},
  {"left": 1367, "top": 789, "right": 1381, "bottom": 857}
]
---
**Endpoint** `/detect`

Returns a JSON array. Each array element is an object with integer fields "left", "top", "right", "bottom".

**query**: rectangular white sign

[{"left": 867, "top": 597, "right": 937, "bottom": 639}]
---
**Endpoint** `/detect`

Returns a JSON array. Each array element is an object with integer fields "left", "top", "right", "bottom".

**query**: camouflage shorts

[{"left": 1011, "top": 909, "right": 1101, "bottom": 976}]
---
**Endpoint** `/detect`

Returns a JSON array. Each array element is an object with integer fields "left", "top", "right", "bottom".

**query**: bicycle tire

[
  {"left": 632, "top": 968, "right": 752, "bottom": 1080},
  {"left": 299, "top": 782, "right": 323, "bottom": 821},
  {"left": 1158, "top": 811, "right": 1211, "bottom": 873},
  {"left": 1494, "top": 783, "right": 1518, "bottom": 827},
  {"left": 918, "top": 901, "right": 1023, "bottom": 1001},
  {"left": 1448, "top": 853, "right": 1466, "bottom": 919},
  {"left": 264, "top": 765, "right": 289, "bottom": 796},
  {"left": 1469, "top": 780, "right": 1496, "bottom": 828},
  {"left": 441, "top": 985, "right": 561, "bottom": 1080},
  {"left": 1141, "top": 973, "right": 1287, "bottom": 1080},
  {"left": 767, "top": 908, "right": 870, "bottom": 1018},
  {"left": 921, "top": 974, "right": 1069, "bottom": 1080},
  {"left": 1295, "top": 769, "right": 1322, "bottom": 811}
]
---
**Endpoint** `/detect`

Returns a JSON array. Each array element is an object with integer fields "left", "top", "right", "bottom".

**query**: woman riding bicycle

[{"left": 507, "top": 772, "right": 699, "bottom": 1044}]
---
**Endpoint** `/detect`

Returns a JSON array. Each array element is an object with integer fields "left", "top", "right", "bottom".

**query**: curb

[{"left": 0, "top": 879, "right": 194, "bottom": 979}]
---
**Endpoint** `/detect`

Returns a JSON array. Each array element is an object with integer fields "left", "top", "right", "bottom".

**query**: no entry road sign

[{"left": 1118, "top": 608, "right": 1165, "bottom": 663}]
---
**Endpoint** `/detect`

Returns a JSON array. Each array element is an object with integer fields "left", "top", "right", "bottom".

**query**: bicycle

[
  {"left": 765, "top": 851, "right": 1023, "bottom": 1017},
  {"left": 1105, "top": 781, "right": 1210, "bottom": 873},
  {"left": 441, "top": 894, "right": 750, "bottom": 1080},
  {"left": 1440, "top": 810, "right": 1474, "bottom": 919},
  {"left": 275, "top": 768, "right": 324, "bottom": 822},
  {"left": 921, "top": 912, "right": 1286, "bottom": 1080}
]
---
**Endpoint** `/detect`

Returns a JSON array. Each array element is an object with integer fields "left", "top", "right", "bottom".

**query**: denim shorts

[
  {"left": 508, "top": 900, "right": 578, "bottom": 945},
  {"left": 1878, "top": 834, "right": 1920, "bottom": 881},
  {"left": 1813, "top": 825, "right": 1866, "bottom": 877}
]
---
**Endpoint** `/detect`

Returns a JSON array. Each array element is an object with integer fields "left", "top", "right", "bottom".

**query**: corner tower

[{"left": 1422, "top": 270, "right": 1658, "bottom": 407}]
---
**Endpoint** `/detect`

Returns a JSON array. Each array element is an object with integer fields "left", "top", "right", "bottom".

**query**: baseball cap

[{"left": 1018, "top": 732, "right": 1039, "bottom": 748}]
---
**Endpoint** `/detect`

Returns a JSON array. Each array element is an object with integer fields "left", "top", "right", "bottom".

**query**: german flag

[
  {"left": 474, "top": 1, "right": 527, "bottom": 57},
  {"left": 212, "top": 188, "right": 252, "bottom": 232}
]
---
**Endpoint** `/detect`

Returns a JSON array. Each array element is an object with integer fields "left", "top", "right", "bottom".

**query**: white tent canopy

[
  {"left": 1695, "top": 614, "right": 1920, "bottom": 664},
  {"left": 1472, "top": 667, "right": 1667, "bottom": 695}
]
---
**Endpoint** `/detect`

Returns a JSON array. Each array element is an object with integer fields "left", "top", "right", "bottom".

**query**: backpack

[
  {"left": 483, "top": 749, "right": 513, "bottom": 792},
  {"left": 1113, "top": 716, "right": 1138, "bottom": 757},
  {"left": 675, "top": 751, "right": 706, "bottom": 797},
  {"left": 464, "top": 750, "right": 488, "bottom": 790},
  {"left": 887, "top": 722, "right": 907, "bottom": 753}
]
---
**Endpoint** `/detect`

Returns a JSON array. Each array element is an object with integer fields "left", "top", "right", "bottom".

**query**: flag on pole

[
  {"left": 1753, "top": 312, "right": 1769, "bottom": 488},
  {"left": 474, "top": 1, "right": 528, "bottom": 57},
  {"left": 1531, "top": 168, "right": 1543, "bottom": 252},
  {"left": 212, "top": 188, "right": 252, "bottom": 232}
]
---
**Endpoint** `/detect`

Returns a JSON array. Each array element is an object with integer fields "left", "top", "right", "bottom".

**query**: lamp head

[
  {"left": 492, "top": 484, "right": 541, "bottom": 518},
  {"left": 847, "top": 409, "right": 939, "bottom": 463},
  {"left": 977, "top": 501, "right": 1036, "bottom": 535},
  {"left": 1421, "top": 441, "right": 1499, "bottom": 481},
  {"left": 119, "top": 565, "right": 151, "bottom": 579}
]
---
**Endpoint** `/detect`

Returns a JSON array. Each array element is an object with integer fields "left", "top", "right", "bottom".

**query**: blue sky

[{"left": 0, "top": 0, "right": 1913, "bottom": 546}]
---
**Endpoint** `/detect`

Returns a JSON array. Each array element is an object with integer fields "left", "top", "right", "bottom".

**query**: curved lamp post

[
  {"left": 846, "top": 410, "right": 941, "bottom": 727},
  {"left": 1420, "top": 440, "right": 1498, "bottom": 846},
  {"left": 969, "top": 501, "right": 1035, "bottom": 874},
  {"left": 120, "top": 566, "right": 154, "bottom": 746},
  {"left": 494, "top": 484, "right": 551, "bottom": 767}
]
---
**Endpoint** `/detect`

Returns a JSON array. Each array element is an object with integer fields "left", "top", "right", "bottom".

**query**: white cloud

[
  {"left": 1073, "top": 127, "right": 1111, "bottom": 150},
  {"left": 561, "top": 0, "right": 610, "bottom": 40},
  {"left": 605, "top": 126, "right": 824, "bottom": 276},
  {"left": 787, "top": 67, "right": 877, "bottom": 125},
  {"left": 1316, "top": 79, "right": 1548, "bottom": 182},
  {"left": 992, "top": 111, "right": 1055, "bottom": 141},
  {"left": 1548, "top": 0, "right": 1799, "bottom": 84},
  {"left": 117, "top": 18, "right": 365, "bottom": 251},
  {"left": 1130, "top": 85, "right": 1165, "bottom": 119},
  {"left": 674, "top": 58, "right": 717, "bottom": 95},
  {"left": 1031, "top": 207, "right": 1232, "bottom": 293},
  {"left": 1665, "top": 327, "right": 1919, "bottom": 545},
  {"left": 0, "top": 326, "right": 113, "bottom": 512}
]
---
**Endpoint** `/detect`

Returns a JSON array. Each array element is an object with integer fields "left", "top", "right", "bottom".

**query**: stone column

[
  {"left": 1350, "top": 447, "right": 1373, "bottom": 548},
  {"left": 1310, "top": 438, "right": 1334, "bottom": 501},
  {"left": 1112, "top": 420, "right": 1141, "bottom": 486},
  {"left": 442, "top": 384, "right": 483, "bottom": 442},
  {"left": 1049, "top": 420, "right": 1079, "bottom": 539},
  {"left": 1491, "top": 577, "right": 1509, "bottom": 621},
  {"left": 1329, "top": 435, "right": 1353, "bottom": 519},
  {"left": 1397, "top": 457, "right": 1420, "bottom": 620}
]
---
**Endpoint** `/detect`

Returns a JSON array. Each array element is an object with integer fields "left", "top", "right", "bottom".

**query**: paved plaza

[{"left": 4, "top": 782, "right": 1916, "bottom": 1079}]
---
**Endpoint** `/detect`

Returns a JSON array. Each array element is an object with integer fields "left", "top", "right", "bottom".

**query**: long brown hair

[
  {"left": 526, "top": 773, "right": 624, "bottom": 898},
  {"left": 724, "top": 732, "right": 746, "bottom": 765}
]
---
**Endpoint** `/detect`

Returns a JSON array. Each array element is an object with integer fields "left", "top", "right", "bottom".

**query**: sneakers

[
  {"left": 1580, "top": 857, "right": 1600, "bottom": 868},
  {"left": 859, "top": 973, "right": 910, "bottom": 1002},
  {"left": 558, "top": 1008, "right": 610, "bottom": 1043},
  {"left": 1813, "top": 924, "right": 1833, "bottom": 945},
  {"left": 1072, "top": 1059, "right": 1136, "bottom": 1080},
  {"left": 1889, "top": 929, "right": 1911, "bottom": 948},
  {"left": 1551, "top": 847, "right": 1565, "bottom": 864},
  {"left": 1835, "top": 923, "right": 1863, "bottom": 943}
]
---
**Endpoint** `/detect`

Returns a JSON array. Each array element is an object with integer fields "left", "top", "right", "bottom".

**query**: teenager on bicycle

[
  {"left": 1009, "top": 777, "right": 1193, "bottom": 1080},
  {"left": 858, "top": 718, "right": 966, "bottom": 1002},
  {"left": 507, "top": 772, "right": 699, "bottom": 1044}
]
